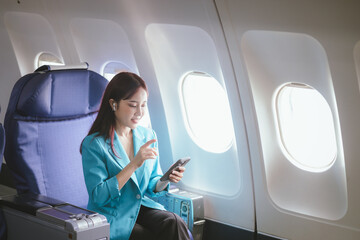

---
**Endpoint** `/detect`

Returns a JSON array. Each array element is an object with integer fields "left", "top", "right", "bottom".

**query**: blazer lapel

[
  {"left": 133, "top": 128, "right": 146, "bottom": 185},
  {"left": 107, "top": 131, "right": 139, "bottom": 187}
]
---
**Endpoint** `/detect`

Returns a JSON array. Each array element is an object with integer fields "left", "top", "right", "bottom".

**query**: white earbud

[{"left": 113, "top": 103, "right": 116, "bottom": 111}]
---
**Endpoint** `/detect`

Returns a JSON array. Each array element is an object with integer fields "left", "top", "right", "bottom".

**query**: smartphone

[{"left": 160, "top": 157, "right": 191, "bottom": 181}]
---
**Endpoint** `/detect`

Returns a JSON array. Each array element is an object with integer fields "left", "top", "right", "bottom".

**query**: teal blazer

[{"left": 82, "top": 126, "right": 169, "bottom": 240}]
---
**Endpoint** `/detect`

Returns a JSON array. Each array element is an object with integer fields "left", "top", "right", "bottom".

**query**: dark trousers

[
  {"left": 0, "top": 212, "right": 6, "bottom": 240},
  {"left": 129, "top": 205, "right": 191, "bottom": 240}
]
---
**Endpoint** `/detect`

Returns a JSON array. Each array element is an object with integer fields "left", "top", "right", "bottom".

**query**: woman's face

[{"left": 113, "top": 87, "right": 148, "bottom": 130}]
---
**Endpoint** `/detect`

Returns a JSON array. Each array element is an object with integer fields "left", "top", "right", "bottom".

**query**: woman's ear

[{"left": 109, "top": 99, "right": 116, "bottom": 111}]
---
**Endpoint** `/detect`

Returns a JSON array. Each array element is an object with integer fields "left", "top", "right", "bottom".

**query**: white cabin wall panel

[
  {"left": 70, "top": 18, "right": 139, "bottom": 74},
  {"left": 0, "top": 18, "right": 21, "bottom": 125},
  {"left": 4, "top": 12, "right": 63, "bottom": 76},
  {"left": 145, "top": 24, "right": 241, "bottom": 195},
  {"left": 138, "top": 0, "right": 255, "bottom": 230},
  {"left": 215, "top": 0, "right": 360, "bottom": 239},
  {"left": 0, "top": 0, "right": 64, "bottom": 123},
  {"left": 241, "top": 30, "right": 347, "bottom": 220}
]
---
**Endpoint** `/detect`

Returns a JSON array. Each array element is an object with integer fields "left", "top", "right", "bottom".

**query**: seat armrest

[
  {"left": 0, "top": 194, "right": 52, "bottom": 216},
  {"left": 0, "top": 193, "right": 110, "bottom": 240}
]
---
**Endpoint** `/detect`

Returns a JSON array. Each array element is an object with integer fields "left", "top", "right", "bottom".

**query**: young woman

[{"left": 81, "top": 72, "right": 190, "bottom": 240}]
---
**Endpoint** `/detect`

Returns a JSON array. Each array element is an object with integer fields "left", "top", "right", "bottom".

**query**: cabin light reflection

[
  {"left": 276, "top": 84, "right": 337, "bottom": 171},
  {"left": 181, "top": 72, "right": 234, "bottom": 153}
]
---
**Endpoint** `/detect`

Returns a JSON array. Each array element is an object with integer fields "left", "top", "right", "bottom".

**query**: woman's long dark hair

[{"left": 83, "top": 72, "right": 148, "bottom": 156}]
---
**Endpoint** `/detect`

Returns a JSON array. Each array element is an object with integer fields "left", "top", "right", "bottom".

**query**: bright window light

[
  {"left": 102, "top": 61, "right": 133, "bottom": 81},
  {"left": 104, "top": 73, "right": 116, "bottom": 81},
  {"left": 276, "top": 83, "right": 337, "bottom": 171},
  {"left": 37, "top": 52, "right": 64, "bottom": 69},
  {"left": 181, "top": 72, "right": 234, "bottom": 153}
]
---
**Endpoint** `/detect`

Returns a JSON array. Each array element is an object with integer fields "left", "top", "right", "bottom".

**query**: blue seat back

[{"left": 4, "top": 67, "right": 108, "bottom": 207}]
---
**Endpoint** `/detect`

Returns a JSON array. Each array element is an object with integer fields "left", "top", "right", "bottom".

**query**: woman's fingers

[
  {"left": 144, "top": 149, "right": 157, "bottom": 159},
  {"left": 169, "top": 167, "right": 185, "bottom": 183},
  {"left": 134, "top": 139, "right": 158, "bottom": 167},
  {"left": 141, "top": 139, "right": 156, "bottom": 149},
  {"left": 176, "top": 166, "right": 185, "bottom": 173},
  {"left": 169, "top": 173, "right": 182, "bottom": 183},
  {"left": 140, "top": 139, "right": 158, "bottom": 158}
]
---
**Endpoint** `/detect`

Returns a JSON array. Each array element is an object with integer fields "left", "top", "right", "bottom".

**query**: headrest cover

[{"left": 16, "top": 69, "right": 108, "bottom": 118}]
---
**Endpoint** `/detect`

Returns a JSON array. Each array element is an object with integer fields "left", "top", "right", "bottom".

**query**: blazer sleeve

[
  {"left": 146, "top": 130, "right": 170, "bottom": 197},
  {"left": 82, "top": 136, "right": 122, "bottom": 206}
]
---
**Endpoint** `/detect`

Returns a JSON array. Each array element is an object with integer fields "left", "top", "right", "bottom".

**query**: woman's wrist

[{"left": 155, "top": 179, "right": 169, "bottom": 192}]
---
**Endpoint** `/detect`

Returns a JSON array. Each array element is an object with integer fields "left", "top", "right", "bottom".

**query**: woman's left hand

[{"left": 169, "top": 166, "right": 185, "bottom": 183}]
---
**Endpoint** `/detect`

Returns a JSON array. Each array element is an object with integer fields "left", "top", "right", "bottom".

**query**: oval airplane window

[
  {"left": 276, "top": 83, "right": 337, "bottom": 172},
  {"left": 102, "top": 61, "right": 134, "bottom": 81},
  {"left": 181, "top": 72, "right": 234, "bottom": 153},
  {"left": 36, "top": 52, "right": 64, "bottom": 69}
]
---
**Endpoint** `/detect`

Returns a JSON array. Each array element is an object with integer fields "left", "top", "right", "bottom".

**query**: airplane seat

[
  {"left": 2, "top": 65, "right": 195, "bottom": 240},
  {"left": 3, "top": 64, "right": 108, "bottom": 208}
]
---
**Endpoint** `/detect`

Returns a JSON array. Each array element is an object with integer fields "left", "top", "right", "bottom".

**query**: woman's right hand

[{"left": 133, "top": 139, "right": 158, "bottom": 168}]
